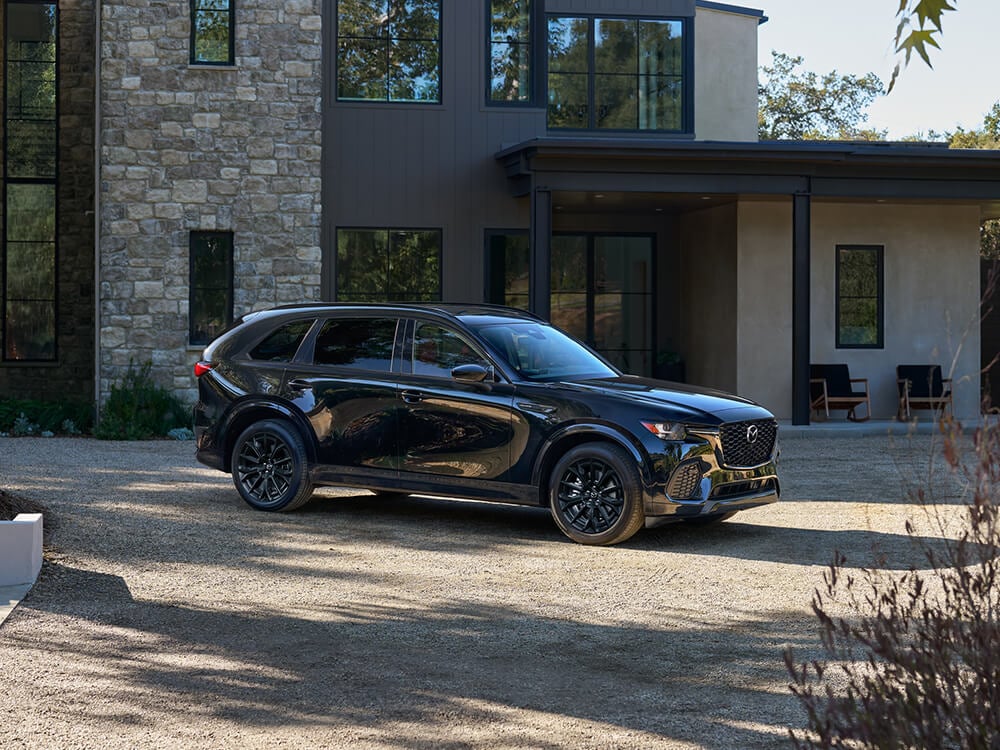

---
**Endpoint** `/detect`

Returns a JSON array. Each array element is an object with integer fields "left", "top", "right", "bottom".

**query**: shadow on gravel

[{"left": 18, "top": 561, "right": 807, "bottom": 749}]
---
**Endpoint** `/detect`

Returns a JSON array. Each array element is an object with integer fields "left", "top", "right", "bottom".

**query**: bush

[
  {"left": 786, "top": 414, "right": 1000, "bottom": 749},
  {"left": 95, "top": 361, "right": 191, "bottom": 440},
  {"left": 0, "top": 399, "right": 94, "bottom": 435}
]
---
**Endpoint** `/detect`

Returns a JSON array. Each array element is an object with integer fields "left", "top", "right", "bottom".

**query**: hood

[{"left": 567, "top": 375, "right": 774, "bottom": 424}]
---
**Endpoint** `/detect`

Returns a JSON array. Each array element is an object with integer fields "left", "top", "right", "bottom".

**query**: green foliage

[
  {"left": 787, "top": 416, "right": 1000, "bottom": 748},
  {"left": 758, "top": 52, "right": 884, "bottom": 140},
  {"left": 0, "top": 399, "right": 93, "bottom": 435},
  {"left": 890, "top": 0, "right": 957, "bottom": 91},
  {"left": 95, "top": 361, "right": 191, "bottom": 440}
]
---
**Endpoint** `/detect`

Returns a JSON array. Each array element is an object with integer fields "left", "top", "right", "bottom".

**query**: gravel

[{"left": 0, "top": 431, "right": 971, "bottom": 749}]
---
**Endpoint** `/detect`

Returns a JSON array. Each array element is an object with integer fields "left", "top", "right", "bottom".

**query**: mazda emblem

[{"left": 746, "top": 425, "right": 759, "bottom": 444}]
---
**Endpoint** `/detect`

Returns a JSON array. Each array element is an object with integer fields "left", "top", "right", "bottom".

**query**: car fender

[
  {"left": 530, "top": 422, "right": 653, "bottom": 491},
  {"left": 218, "top": 396, "right": 317, "bottom": 470}
]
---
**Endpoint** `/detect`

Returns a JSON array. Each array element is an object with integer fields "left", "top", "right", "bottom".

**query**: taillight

[{"left": 194, "top": 361, "right": 215, "bottom": 378}]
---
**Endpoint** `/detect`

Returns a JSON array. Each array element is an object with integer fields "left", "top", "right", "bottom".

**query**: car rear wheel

[
  {"left": 549, "top": 443, "right": 645, "bottom": 546},
  {"left": 232, "top": 420, "right": 314, "bottom": 512}
]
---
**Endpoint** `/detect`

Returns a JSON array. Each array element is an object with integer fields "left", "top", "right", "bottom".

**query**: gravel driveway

[{"left": 0, "top": 432, "right": 969, "bottom": 749}]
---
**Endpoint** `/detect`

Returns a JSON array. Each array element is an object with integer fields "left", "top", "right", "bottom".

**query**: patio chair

[
  {"left": 896, "top": 364, "right": 953, "bottom": 421},
  {"left": 809, "top": 364, "right": 871, "bottom": 422}
]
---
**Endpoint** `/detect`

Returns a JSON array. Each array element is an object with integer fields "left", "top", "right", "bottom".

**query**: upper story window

[
  {"left": 488, "top": 0, "right": 534, "bottom": 104},
  {"left": 190, "top": 0, "right": 235, "bottom": 65},
  {"left": 336, "top": 0, "right": 442, "bottom": 103},
  {"left": 547, "top": 16, "right": 686, "bottom": 132},
  {"left": 836, "top": 245, "right": 884, "bottom": 349}
]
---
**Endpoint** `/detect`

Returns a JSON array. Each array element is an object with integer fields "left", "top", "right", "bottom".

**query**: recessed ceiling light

[
  {"left": 701, "top": 196, "right": 712, "bottom": 201},
  {"left": 655, "top": 208, "right": 664, "bottom": 213},
  {"left": 594, "top": 194, "right": 605, "bottom": 199}
]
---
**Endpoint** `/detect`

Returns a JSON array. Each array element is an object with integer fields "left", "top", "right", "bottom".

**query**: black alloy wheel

[
  {"left": 232, "top": 420, "right": 314, "bottom": 512},
  {"left": 549, "top": 443, "right": 645, "bottom": 546}
]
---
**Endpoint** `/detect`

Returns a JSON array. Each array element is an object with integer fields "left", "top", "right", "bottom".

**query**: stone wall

[
  {"left": 0, "top": 0, "right": 96, "bottom": 405},
  {"left": 99, "top": 0, "right": 323, "bottom": 403}
]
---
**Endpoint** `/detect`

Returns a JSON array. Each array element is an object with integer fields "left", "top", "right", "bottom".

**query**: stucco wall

[
  {"left": 693, "top": 6, "right": 759, "bottom": 142},
  {"left": 735, "top": 200, "right": 982, "bottom": 420},
  {"left": 678, "top": 202, "right": 738, "bottom": 393}
]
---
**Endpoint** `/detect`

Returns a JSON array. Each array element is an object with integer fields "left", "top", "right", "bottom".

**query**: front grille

[
  {"left": 719, "top": 419, "right": 777, "bottom": 468},
  {"left": 667, "top": 461, "right": 703, "bottom": 499}
]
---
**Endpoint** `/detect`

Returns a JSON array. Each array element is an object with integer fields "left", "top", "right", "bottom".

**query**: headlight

[{"left": 641, "top": 421, "right": 687, "bottom": 441}]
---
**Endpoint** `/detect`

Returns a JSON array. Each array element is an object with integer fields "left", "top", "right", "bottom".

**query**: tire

[
  {"left": 549, "top": 443, "right": 645, "bottom": 546},
  {"left": 231, "top": 419, "right": 314, "bottom": 512},
  {"left": 681, "top": 511, "right": 737, "bottom": 527}
]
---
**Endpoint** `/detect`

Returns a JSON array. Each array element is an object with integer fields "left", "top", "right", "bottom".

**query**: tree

[
  {"left": 891, "top": 0, "right": 958, "bottom": 91},
  {"left": 758, "top": 52, "right": 884, "bottom": 140}
]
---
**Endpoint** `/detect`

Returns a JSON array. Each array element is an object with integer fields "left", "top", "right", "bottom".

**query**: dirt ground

[{"left": 0, "top": 431, "right": 971, "bottom": 749}]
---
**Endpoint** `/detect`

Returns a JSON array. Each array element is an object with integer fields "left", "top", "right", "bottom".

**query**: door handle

[
  {"left": 401, "top": 390, "right": 423, "bottom": 404},
  {"left": 288, "top": 379, "right": 312, "bottom": 391}
]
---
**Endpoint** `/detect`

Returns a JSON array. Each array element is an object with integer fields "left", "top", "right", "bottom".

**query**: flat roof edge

[{"left": 696, "top": 0, "right": 768, "bottom": 23}]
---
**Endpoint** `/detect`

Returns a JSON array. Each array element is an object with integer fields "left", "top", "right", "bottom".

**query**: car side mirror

[{"left": 451, "top": 364, "right": 491, "bottom": 383}]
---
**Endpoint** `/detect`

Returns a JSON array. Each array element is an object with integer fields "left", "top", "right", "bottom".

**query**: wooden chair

[
  {"left": 896, "top": 364, "right": 953, "bottom": 421},
  {"left": 810, "top": 364, "right": 871, "bottom": 422}
]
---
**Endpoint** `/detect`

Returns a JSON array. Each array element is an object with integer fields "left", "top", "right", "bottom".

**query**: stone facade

[
  {"left": 0, "top": 0, "right": 96, "bottom": 405},
  {"left": 98, "top": 0, "right": 323, "bottom": 402}
]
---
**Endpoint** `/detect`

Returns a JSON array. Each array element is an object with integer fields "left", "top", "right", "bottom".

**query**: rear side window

[
  {"left": 249, "top": 320, "right": 315, "bottom": 362},
  {"left": 314, "top": 318, "right": 398, "bottom": 371}
]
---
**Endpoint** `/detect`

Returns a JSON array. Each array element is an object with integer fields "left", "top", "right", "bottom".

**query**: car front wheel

[
  {"left": 231, "top": 420, "right": 314, "bottom": 512},
  {"left": 549, "top": 443, "right": 645, "bottom": 546}
]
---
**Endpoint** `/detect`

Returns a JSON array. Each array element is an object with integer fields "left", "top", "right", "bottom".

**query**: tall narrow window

[
  {"left": 4, "top": 1, "right": 58, "bottom": 361},
  {"left": 190, "top": 0, "right": 235, "bottom": 65},
  {"left": 547, "top": 16, "right": 686, "bottom": 132},
  {"left": 485, "top": 231, "right": 529, "bottom": 310},
  {"left": 337, "top": 228, "right": 441, "bottom": 301},
  {"left": 836, "top": 245, "right": 884, "bottom": 348},
  {"left": 189, "top": 231, "right": 234, "bottom": 345},
  {"left": 488, "top": 0, "right": 532, "bottom": 103},
  {"left": 336, "top": 1, "right": 441, "bottom": 103}
]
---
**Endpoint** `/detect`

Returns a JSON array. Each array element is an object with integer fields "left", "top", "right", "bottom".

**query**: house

[{"left": 3, "top": 0, "right": 999, "bottom": 424}]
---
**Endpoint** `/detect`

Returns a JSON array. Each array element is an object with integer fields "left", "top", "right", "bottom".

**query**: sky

[{"left": 756, "top": 0, "right": 999, "bottom": 139}]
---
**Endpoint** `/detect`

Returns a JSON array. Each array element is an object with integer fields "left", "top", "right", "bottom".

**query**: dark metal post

[
  {"left": 792, "top": 193, "right": 811, "bottom": 425},
  {"left": 530, "top": 187, "right": 552, "bottom": 320}
]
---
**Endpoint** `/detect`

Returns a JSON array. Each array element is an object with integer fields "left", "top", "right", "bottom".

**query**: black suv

[{"left": 193, "top": 303, "right": 779, "bottom": 545}]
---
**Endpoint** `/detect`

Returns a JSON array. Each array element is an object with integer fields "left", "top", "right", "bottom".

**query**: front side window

[
  {"left": 190, "top": 0, "right": 235, "bottom": 65},
  {"left": 411, "top": 322, "right": 488, "bottom": 377},
  {"left": 337, "top": 228, "right": 441, "bottom": 302},
  {"left": 488, "top": 0, "right": 533, "bottom": 104},
  {"left": 336, "top": 0, "right": 441, "bottom": 103},
  {"left": 836, "top": 245, "right": 884, "bottom": 348},
  {"left": 189, "top": 231, "right": 234, "bottom": 345},
  {"left": 4, "top": 1, "right": 58, "bottom": 362},
  {"left": 314, "top": 317, "right": 398, "bottom": 371},
  {"left": 547, "top": 16, "right": 685, "bottom": 132}
]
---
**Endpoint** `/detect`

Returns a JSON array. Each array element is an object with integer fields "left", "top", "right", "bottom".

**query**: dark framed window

[
  {"left": 836, "top": 245, "right": 884, "bottom": 349},
  {"left": 411, "top": 322, "right": 489, "bottom": 378},
  {"left": 547, "top": 15, "right": 687, "bottom": 132},
  {"left": 336, "top": 0, "right": 441, "bottom": 103},
  {"left": 190, "top": 0, "right": 235, "bottom": 66},
  {"left": 189, "top": 231, "right": 234, "bottom": 345},
  {"left": 3, "top": 1, "right": 58, "bottom": 362},
  {"left": 249, "top": 320, "right": 314, "bottom": 362},
  {"left": 336, "top": 227, "right": 441, "bottom": 302},
  {"left": 314, "top": 317, "right": 398, "bottom": 371},
  {"left": 488, "top": 0, "right": 541, "bottom": 105},
  {"left": 485, "top": 230, "right": 529, "bottom": 310}
]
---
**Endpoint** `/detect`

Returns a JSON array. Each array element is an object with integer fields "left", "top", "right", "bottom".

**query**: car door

[
  {"left": 282, "top": 315, "right": 401, "bottom": 482},
  {"left": 397, "top": 319, "right": 519, "bottom": 483}
]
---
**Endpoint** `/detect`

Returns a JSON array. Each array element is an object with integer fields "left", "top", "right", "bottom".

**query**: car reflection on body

[{"left": 193, "top": 303, "right": 779, "bottom": 546}]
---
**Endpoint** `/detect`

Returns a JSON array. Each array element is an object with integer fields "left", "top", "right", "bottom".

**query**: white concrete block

[{"left": 0, "top": 514, "right": 43, "bottom": 586}]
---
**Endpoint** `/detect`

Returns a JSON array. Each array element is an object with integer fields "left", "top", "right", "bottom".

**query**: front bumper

[{"left": 643, "top": 428, "right": 780, "bottom": 525}]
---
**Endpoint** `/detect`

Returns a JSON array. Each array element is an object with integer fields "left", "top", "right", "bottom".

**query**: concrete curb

[{"left": 0, "top": 583, "right": 33, "bottom": 627}]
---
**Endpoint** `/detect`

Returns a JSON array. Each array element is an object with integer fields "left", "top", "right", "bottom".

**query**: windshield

[{"left": 475, "top": 322, "right": 618, "bottom": 382}]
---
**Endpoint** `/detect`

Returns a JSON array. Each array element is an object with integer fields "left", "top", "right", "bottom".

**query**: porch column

[
  {"left": 792, "top": 193, "right": 811, "bottom": 425},
  {"left": 530, "top": 187, "right": 552, "bottom": 320}
]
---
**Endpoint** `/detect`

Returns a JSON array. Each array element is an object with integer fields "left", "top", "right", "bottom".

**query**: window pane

[
  {"left": 837, "top": 246, "right": 882, "bottom": 348},
  {"left": 314, "top": 318, "right": 397, "bottom": 370},
  {"left": 838, "top": 299, "right": 879, "bottom": 346},
  {"left": 551, "top": 234, "right": 587, "bottom": 337},
  {"left": 595, "top": 237, "right": 652, "bottom": 294},
  {"left": 839, "top": 248, "right": 878, "bottom": 296},
  {"left": 389, "top": 40, "right": 439, "bottom": 102},
  {"left": 547, "top": 73, "right": 588, "bottom": 129},
  {"left": 595, "top": 75, "right": 636, "bottom": 129},
  {"left": 7, "top": 183, "right": 55, "bottom": 241},
  {"left": 639, "top": 20, "right": 683, "bottom": 76},
  {"left": 190, "top": 232, "right": 233, "bottom": 345},
  {"left": 490, "top": 42, "right": 531, "bottom": 102},
  {"left": 6, "top": 242, "right": 54, "bottom": 300},
  {"left": 6, "top": 3, "right": 57, "bottom": 179},
  {"left": 387, "top": 230, "right": 440, "bottom": 300},
  {"left": 595, "top": 19, "right": 637, "bottom": 74},
  {"left": 338, "top": 0, "right": 389, "bottom": 38},
  {"left": 547, "top": 17, "right": 588, "bottom": 73},
  {"left": 250, "top": 321, "right": 315, "bottom": 362},
  {"left": 5, "top": 300, "right": 55, "bottom": 360},
  {"left": 337, "top": 39, "right": 390, "bottom": 100},
  {"left": 639, "top": 76, "right": 682, "bottom": 131},
  {"left": 337, "top": 229, "right": 389, "bottom": 301},
  {"left": 390, "top": 0, "right": 439, "bottom": 40}
]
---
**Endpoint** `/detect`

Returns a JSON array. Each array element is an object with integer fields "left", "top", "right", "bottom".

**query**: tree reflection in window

[
  {"left": 336, "top": 228, "right": 441, "bottom": 302},
  {"left": 836, "top": 245, "right": 884, "bottom": 348},
  {"left": 190, "top": 0, "right": 234, "bottom": 65},
  {"left": 489, "top": 0, "right": 532, "bottom": 103},
  {"left": 336, "top": 0, "right": 441, "bottom": 103},
  {"left": 189, "top": 231, "right": 234, "bottom": 346},
  {"left": 4, "top": 2, "right": 58, "bottom": 361}
]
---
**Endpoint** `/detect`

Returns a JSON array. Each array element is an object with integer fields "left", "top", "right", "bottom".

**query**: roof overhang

[{"left": 496, "top": 138, "right": 1000, "bottom": 217}]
